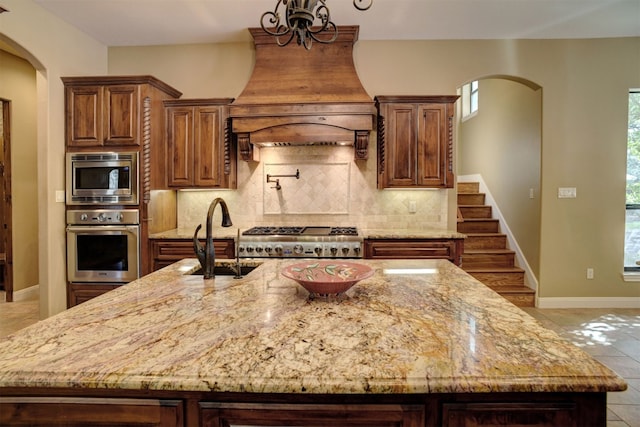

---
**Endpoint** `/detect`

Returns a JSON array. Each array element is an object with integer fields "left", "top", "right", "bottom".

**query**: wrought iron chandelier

[{"left": 260, "top": 0, "right": 373, "bottom": 50}]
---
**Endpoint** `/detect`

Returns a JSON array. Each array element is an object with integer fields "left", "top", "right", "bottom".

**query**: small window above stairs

[{"left": 457, "top": 182, "right": 535, "bottom": 307}]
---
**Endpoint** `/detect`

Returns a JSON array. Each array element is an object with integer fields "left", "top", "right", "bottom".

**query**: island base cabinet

[
  {"left": 0, "top": 397, "right": 184, "bottom": 426},
  {"left": 200, "top": 403, "right": 425, "bottom": 427}
]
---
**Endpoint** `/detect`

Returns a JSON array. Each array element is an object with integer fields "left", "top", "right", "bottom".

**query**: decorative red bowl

[{"left": 281, "top": 261, "right": 374, "bottom": 296}]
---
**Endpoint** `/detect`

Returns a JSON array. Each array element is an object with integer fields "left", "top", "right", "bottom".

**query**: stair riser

[
  {"left": 462, "top": 254, "right": 515, "bottom": 268},
  {"left": 458, "top": 221, "right": 499, "bottom": 233},
  {"left": 458, "top": 182, "right": 480, "bottom": 193},
  {"left": 457, "top": 194, "right": 485, "bottom": 205},
  {"left": 468, "top": 271, "right": 525, "bottom": 286},
  {"left": 458, "top": 206, "right": 492, "bottom": 218},
  {"left": 498, "top": 293, "right": 535, "bottom": 307},
  {"left": 464, "top": 235, "right": 507, "bottom": 250}
]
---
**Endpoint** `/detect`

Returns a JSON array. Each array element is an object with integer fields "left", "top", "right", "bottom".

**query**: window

[
  {"left": 461, "top": 80, "right": 479, "bottom": 120},
  {"left": 624, "top": 90, "right": 640, "bottom": 272}
]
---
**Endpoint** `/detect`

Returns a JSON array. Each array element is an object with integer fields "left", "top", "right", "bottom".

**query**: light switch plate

[
  {"left": 409, "top": 200, "right": 417, "bottom": 213},
  {"left": 55, "top": 190, "right": 65, "bottom": 203},
  {"left": 558, "top": 187, "right": 577, "bottom": 198}
]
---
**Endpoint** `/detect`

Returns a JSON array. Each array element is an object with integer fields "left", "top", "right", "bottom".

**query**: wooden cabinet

[
  {"left": 0, "top": 397, "right": 183, "bottom": 426},
  {"left": 364, "top": 238, "right": 464, "bottom": 266},
  {"left": 150, "top": 238, "right": 235, "bottom": 272},
  {"left": 200, "top": 403, "right": 425, "bottom": 427},
  {"left": 375, "top": 96, "right": 458, "bottom": 189},
  {"left": 64, "top": 77, "right": 181, "bottom": 149},
  {"left": 67, "top": 283, "right": 122, "bottom": 307},
  {"left": 164, "top": 99, "right": 236, "bottom": 189}
]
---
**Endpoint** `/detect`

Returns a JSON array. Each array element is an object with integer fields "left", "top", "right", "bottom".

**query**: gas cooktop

[
  {"left": 242, "top": 226, "right": 358, "bottom": 236},
  {"left": 239, "top": 226, "right": 362, "bottom": 258}
]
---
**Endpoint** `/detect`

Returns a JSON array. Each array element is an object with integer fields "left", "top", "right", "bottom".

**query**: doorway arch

[
  {"left": 457, "top": 75, "right": 542, "bottom": 283},
  {"left": 0, "top": 36, "right": 43, "bottom": 308}
]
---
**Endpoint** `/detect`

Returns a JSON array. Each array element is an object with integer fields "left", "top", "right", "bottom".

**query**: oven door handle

[{"left": 66, "top": 225, "right": 139, "bottom": 233}]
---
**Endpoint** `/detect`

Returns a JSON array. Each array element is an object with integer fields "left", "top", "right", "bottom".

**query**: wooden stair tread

[
  {"left": 487, "top": 285, "right": 536, "bottom": 294},
  {"left": 464, "top": 232, "right": 506, "bottom": 237},
  {"left": 463, "top": 249, "right": 515, "bottom": 255},
  {"left": 463, "top": 267, "right": 525, "bottom": 273}
]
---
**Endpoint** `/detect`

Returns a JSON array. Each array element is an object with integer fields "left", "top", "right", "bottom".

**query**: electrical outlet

[
  {"left": 409, "top": 201, "right": 417, "bottom": 213},
  {"left": 586, "top": 268, "right": 594, "bottom": 279}
]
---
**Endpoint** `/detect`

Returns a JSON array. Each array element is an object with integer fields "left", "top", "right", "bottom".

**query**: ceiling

[{"left": 29, "top": 0, "right": 640, "bottom": 47}]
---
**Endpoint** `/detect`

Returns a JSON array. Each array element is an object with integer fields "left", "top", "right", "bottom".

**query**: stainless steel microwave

[{"left": 66, "top": 152, "right": 138, "bottom": 205}]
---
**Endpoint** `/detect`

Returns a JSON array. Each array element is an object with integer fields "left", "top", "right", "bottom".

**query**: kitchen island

[{"left": 0, "top": 259, "right": 626, "bottom": 426}]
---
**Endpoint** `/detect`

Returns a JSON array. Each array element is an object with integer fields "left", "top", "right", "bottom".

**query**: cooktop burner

[{"left": 243, "top": 226, "right": 358, "bottom": 236}]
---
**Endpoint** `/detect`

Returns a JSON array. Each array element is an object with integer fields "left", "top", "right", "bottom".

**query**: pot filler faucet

[{"left": 193, "top": 197, "right": 232, "bottom": 279}]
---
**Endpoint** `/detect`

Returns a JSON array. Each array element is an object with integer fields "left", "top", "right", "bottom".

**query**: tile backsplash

[{"left": 178, "top": 145, "right": 448, "bottom": 230}]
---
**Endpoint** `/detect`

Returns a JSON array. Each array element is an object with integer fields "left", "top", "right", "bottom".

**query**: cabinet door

[
  {"left": 201, "top": 403, "right": 424, "bottom": 427},
  {"left": 194, "top": 106, "right": 224, "bottom": 187},
  {"left": 150, "top": 239, "right": 235, "bottom": 272},
  {"left": 0, "top": 397, "right": 183, "bottom": 426},
  {"left": 167, "top": 106, "right": 195, "bottom": 187},
  {"left": 386, "top": 103, "right": 418, "bottom": 187},
  {"left": 66, "top": 85, "right": 103, "bottom": 147},
  {"left": 103, "top": 85, "right": 140, "bottom": 146},
  {"left": 417, "top": 103, "right": 449, "bottom": 187},
  {"left": 67, "top": 283, "right": 122, "bottom": 307}
]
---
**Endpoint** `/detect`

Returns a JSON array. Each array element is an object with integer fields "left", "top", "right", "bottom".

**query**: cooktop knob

[
  {"left": 314, "top": 245, "right": 322, "bottom": 256},
  {"left": 97, "top": 213, "right": 106, "bottom": 222},
  {"left": 255, "top": 246, "right": 263, "bottom": 253},
  {"left": 238, "top": 246, "right": 245, "bottom": 253},
  {"left": 353, "top": 245, "right": 361, "bottom": 254},
  {"left": 80, "top": 213, "right": 88, "bottom": 221},
  {"left": 341, "top": 246, "right": 350, "bottom": 255},
  {"left": 265, "top": 245, "right": 273, "bottom": 254},
  {"left": 274, "top": 245, "right": 283, "bottom": 254},
  {"left": 293, "top": 244, "right": 304, "bottom": 254},
  {"left": 330, "top": 246, "right": 338, "bottom": 255},
  {"left": 246, "top": 245, "right": 254, "bottom": 254}
]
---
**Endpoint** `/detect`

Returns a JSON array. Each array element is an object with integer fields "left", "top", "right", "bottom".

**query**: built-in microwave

[{"left": 66, "top": 152, "right": 138, "bottom": 205}]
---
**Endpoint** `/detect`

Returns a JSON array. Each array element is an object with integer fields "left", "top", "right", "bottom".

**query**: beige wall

[
  {"left": 459, "top": 78, "right": 542, "bottom": 278},
  {"left": 110, "top": 37, "right": 640, "bottom": 303},
  {"left": 1, "top": 0, "right": 108, "bottom": 317},
  {"left": 0, "top": 50, "right": 39, "bottom": 293}
]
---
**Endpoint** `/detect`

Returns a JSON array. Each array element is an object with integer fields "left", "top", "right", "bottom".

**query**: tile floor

[{"left": 0, "top": 292, "right": 638, "bottom": 426}]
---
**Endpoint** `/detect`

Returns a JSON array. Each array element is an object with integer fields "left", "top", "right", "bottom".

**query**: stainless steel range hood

[{"left": 230, "top": 26, "right": 375, "bottom": 161}]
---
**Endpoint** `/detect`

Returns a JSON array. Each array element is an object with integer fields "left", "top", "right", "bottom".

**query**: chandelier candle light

[{"left": 261, "top": 0, "right": 373, "bottom": 49}]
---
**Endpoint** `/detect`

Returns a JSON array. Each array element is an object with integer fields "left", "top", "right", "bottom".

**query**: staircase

[{"left": 457, "top": 182, "right": 535, "bottom": 307}]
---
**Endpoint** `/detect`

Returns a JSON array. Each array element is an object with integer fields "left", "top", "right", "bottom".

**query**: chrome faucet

[{"left": 193, "top": 197, "right": 232, "bottom": 279}]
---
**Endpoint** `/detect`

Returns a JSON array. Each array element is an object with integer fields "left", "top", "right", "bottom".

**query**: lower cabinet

[
  {"left": 0, "top": 393, "right": 605, "bottom": 426},
  {"left": 200, "top": 403, "right": 425, "bottom": 427},
  {"left": 364, "top": 238, "right": 464, "bottom": 266},
  {"left": 150, "top": 238, "right": 235, "bottom": 271},
  {"left": 67, "top": 283, "right": 122, "bottom": 308},
  {"left": 0, "top": 397, "right": 183, "bottom": 426}
]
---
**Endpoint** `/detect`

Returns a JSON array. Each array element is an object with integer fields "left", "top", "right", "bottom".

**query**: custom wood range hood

[{"left": 230, "top": 26, "right": 375, "bottom": 161}]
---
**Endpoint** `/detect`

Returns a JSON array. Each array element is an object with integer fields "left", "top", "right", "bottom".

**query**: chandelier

[{"left": 260, "top": 0, "right": 373, "bottom": 50}]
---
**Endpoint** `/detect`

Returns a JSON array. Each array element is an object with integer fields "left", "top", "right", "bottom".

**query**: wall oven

[
  {"left": 66, "top": 209, "right": 140, "bottom": 283},
  {"left": 66, "top": 152, "right": 138, "bottom": 205}
]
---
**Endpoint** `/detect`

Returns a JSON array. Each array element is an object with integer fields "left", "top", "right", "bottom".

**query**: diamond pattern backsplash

[{"left": 178, "top": 145, "right": 448, "bottom": 230}]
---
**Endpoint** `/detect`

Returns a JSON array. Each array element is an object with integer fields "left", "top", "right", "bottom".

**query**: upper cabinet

[
  {"left": 375, "top": 96, "right": 459, "bottom": 189},
  {"left": 63, "top": 76, "right": 182, "bottom": 150},
  {"left": 164, "top": 99, "right": 236, "bottom": 189}
]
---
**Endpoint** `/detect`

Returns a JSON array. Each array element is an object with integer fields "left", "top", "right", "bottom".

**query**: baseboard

[
  {"left": 537, "top": 296, "right": 640, "bottom": 309},
  {"left": 10, "top": 284, "right": 40, "bottom": 302}
]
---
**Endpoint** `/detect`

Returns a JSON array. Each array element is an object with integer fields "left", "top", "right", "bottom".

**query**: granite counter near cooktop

[
  {"left": 150, "top": 227, "right": 465, "bottom": 240},
  {"left": 0, "top": 258, "right": 624, "bottom": 395}
]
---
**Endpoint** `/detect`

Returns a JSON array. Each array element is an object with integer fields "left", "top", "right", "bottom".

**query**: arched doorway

[{"left": 457, "top": 76, "right": 542, "bottom": 285}]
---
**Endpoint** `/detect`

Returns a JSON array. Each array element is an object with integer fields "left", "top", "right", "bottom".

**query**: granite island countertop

[
  {"left": 150, "top": 227, "right": 465, "bottom": 240},
  {"left": 0, "top": 259, "right": 625, "bottom": 395}
]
